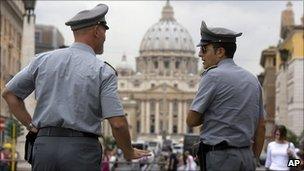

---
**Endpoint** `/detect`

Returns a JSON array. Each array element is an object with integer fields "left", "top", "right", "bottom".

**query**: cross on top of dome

[
  {"left": 160, "top": 0, "right": 175, "bottom": 21},
  {"left": 122, "top": 53, "right": 127, "bottom": 62}
]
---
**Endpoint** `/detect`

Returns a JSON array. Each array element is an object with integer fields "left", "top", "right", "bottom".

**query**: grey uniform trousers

[
  {"left": 32, "top": 136, "right": 102, "bottom": 171},
  {"left": 203, "top": 148, "right": 255, "bottom": 171}
]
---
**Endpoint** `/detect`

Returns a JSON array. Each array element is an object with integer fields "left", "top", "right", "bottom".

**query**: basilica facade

[{"left": 102, "top": 2, "right": 201, "bottom": 142}]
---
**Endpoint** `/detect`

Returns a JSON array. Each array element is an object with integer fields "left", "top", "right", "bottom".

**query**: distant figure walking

[{"left": 265, "top": 125, "right": 298, "bottom": 170}]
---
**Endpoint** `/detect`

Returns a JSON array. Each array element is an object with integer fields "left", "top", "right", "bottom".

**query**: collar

[
  {"left": 70, "top": 42, "right": 96, "bottom": 56},
  {"left": 217, "top": 58, "right": 235, "bottom": 66}
]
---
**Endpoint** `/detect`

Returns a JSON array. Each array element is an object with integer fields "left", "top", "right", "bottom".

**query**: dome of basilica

[
  {"left": 117, "top": 54, "right": 133, "bottom": 70},
  {"left": 139, "top": 1, "right": 195, "bottom": 55}
]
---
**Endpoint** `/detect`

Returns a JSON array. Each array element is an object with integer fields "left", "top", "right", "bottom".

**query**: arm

[
  {"left": 252, "top": 116, "right": 265, "bottom": 158},
  {"left": 107, "top": 116, "right": 150, "bottom": 160},
  {"left": 1, "top": 88, "right": 37, "bottom": 132},
  {"left": 265, "top": 143, "right": 271, "bottom": 169},
  {"left": 188, "top": 75, "right": 217, "bottom": 127},
  {"left": 287, "top": 143, "right": 299, "bottom": 159},
  {"left": 186, "top": 110, "right": 203, "bottom": 127}
]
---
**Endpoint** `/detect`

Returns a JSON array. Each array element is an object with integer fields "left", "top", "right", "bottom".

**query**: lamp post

[
  {"left": 23, "top": 0, "right": 36, "bottom": 12},
  {"left": 22, "top": 0, "right": 36, "bottom": 22}
]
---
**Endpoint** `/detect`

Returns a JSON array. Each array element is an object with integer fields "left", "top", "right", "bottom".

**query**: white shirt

[
  {"left": 185, "top": 155, "right": 197, "bottom": 171},
  {"left": 265, "top": 141, "right": 296, "bottom": 170}
]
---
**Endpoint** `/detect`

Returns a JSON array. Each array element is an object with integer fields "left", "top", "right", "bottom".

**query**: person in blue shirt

[
  {"left": 187, "top": 21, "right": 265, "bottom": 171},
  {"left": 2, "top": 4, "right": 150, "bottom": 171}
]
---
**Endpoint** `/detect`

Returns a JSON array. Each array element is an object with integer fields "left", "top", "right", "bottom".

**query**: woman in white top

[
  {"left": 184, "top": 151, "right": 197, "bottom": 171},
  {"left": 265, "top": 125, "right": 297, "bottom": 171}
]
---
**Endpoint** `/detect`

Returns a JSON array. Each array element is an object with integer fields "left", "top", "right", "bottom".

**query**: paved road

[{"left": 17, "top": 161, "right": 266, "bottom": 171}]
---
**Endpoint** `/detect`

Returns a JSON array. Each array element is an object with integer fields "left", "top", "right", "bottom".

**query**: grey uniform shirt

[
  {"left": 6, "top": 42, "right": 124, "bottom": 135},
  {"left": 190, "top": 58, "right": 264, "bottom": 147}
]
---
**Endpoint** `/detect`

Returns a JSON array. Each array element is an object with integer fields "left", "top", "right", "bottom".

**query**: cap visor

[
  {"left": 196, "top": 42, "right": 209, "bottom": 47},
  {"left": 104, "top": 24, "right": 109, "bottom": 30}
]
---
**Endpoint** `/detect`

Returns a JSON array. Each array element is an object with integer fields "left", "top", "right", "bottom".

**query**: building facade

[
  {"left": 102, "top": 2, "right": 201, "bottom": 142},
  {"left": 35, "top": 24, "right": 65, "bottom": 54},
  {"left": 0, "top": 0, "right": 25, "bottom": 118},
  {"left": 259, "top": 46, "right": 277, "bottom": 142},
  {"left": 0, "top": 1, "right": 36, "bottom": 169},
  {"left": 275, "top": 2, "right": 304, "bottom": 136}
]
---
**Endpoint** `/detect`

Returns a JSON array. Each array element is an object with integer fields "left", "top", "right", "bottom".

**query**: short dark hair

[
  {"left": 211, "top": 42, "right": 237, "bottom": 58},
  {"left": 274, "top": 125, "right": 287, "bottom": 140}
]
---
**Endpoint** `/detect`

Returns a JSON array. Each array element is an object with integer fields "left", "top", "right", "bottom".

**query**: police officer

[
  {"left": 2, "top": 4, "right": 150, "bottom": 171},
  {"left": 186, "top": 21, "right": 265, "bottom": 171}
]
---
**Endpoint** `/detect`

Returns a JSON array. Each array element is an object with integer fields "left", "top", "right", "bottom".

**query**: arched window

[
  {"left": 175, "top": 61, "right": 180, "bottom": 69},
  {"left": 150, "top": 115, "right": 155, "bottom": 133},
  {"left": 154, "top": 61, "right": 158, "bottom": 69},
  {"left": 173, "top": 125, "right": 178, "bottom": 133},
  {"left": 150, "top": 100, "right": 156, "bottom": 113},
  {"left": 173, "top": 100, "right": 178, "bottom": 113},
  {"left": 164, "top": 61, "right": 170, "bottom": 69}
]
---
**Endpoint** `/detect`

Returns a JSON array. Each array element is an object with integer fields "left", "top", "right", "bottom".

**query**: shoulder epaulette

[
  {"left": 200, "top": 65, "right": 217, "bottom": 76},
  {"left": 104, "top": 61, "right": 118, "bottom": 76}
]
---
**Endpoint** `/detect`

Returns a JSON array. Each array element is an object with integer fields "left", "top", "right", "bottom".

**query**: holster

[
  {"left": 197, "top": 142, "right": 207, "bottom": 171},
  {"left": 24, "top": 131, "right": 37, "bottom": 164}
]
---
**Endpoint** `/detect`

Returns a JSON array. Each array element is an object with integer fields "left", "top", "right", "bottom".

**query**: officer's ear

[
  {"left": 216, "top": 47, "right": 226, "bottom": 58},
  {"left": 95, "top": 25, "right": 106, "bottom": 38}
]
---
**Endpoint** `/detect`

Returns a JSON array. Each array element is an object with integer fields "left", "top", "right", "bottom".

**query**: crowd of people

[
  {"left": 99, "top": 124, "right": 304, "bottom": 171},
  {"left": 100, "top": 146, "right": 198, "bottom": 171},
  {"left": 0, "top": 143, "right": 19, "bottom": 171}
]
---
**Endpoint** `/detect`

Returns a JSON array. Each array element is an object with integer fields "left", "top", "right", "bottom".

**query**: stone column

[
  {"left": 146, "top": 101, "right": 150, "bottom": 134},
  {"left": 183, "top": 101, "right": 188, "bottom": 133},
  {"left": 178, "top": 101, "right": 182, "bottom": 133},
  {"left": 155, "top": 101, "right": 160, "bottom": 134},
  {"left": 141, "top": 100, "right": 145, "bottom": 133},
  {"left": 168, "top": 101, "right": 173, "bottom": 134}
]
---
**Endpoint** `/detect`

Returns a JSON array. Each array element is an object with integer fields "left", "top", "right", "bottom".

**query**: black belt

[
  {"left": 37, "top": 127, "right": 98, "bottom": 138},
  {"left": 202, "top": 141, "right": 250, "bottom": 153},
  {"left": 198, "top": 141, "right": 250, "bottom": 171}
]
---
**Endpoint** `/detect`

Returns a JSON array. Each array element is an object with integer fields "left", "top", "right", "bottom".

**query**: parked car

[
  {"left": 173, "top": 144, "right": 183, "bottom": 154},
  {"left": 147, "top": 141, "right": 161, "bottom": 154}
]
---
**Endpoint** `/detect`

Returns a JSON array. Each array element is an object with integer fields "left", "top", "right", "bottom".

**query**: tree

[
  {"left": 286, "top": 128, "right": 299, "bottom": 147},
  {"left": 4, "top": 117, "right": 24, "bottom": 141},
  {"left": 102, "top": 136, "right": 116, "bottom": 149}
]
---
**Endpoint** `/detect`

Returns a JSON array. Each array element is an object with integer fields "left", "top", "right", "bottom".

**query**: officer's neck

[{"left": 74, "top": 37, "right": 98, "bottom": 54}]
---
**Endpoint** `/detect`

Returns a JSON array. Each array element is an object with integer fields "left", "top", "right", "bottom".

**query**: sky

[{"left": 35, "top": 1, "right": 304, "bottom": 76}]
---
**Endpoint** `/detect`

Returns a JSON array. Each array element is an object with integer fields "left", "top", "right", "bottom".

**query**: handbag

[
  {"left": 288, "top": 142, "right": 296, "bottom": 160},
  {"left": 287, "top": 142, "right": 302, "bottom": 171}
]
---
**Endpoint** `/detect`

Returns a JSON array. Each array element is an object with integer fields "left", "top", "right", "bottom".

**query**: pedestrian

[
  {"left": 101, "top": 148, "right": 112, "bottom": 171},
  {"left": 265, "top": 125, "right": 298, "bottom": 170},
  {"left": 177, "top": 153, "right": 185, "bottom": 171},
  {"left": 109, "top": 149, "right": 117, "bottom": 171},
  {"left": 0, "top": 147, "right": 9, "bottom": 171},
  {"left": 168, "top": 147, "right": 178, "bottom": 171},
  {"left": 184, "top": 151, "right": 197, "bottom": 171},
  {"left": 1, "top": 4, "right": 150, "bottom": 171},
  {"left": 186, "top": 21, "right": 266, "bottom": 171}
]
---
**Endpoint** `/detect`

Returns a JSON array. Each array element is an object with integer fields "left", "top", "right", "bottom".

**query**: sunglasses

[{"left": 201, "top": 45, "right": 209, "bottom": 54}]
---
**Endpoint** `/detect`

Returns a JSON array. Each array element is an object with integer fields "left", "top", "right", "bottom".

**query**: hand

[
  {"left": 124, "top": 148, "right": 151, "bottom": 160},
  {"left": 287, "top": 148, "right": 293, "bottom": 156},
  {"left": 30, "top": 127, "right": 38, "bottom": 133}
]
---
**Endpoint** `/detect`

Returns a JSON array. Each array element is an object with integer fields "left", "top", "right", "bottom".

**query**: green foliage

[
  {"left": 103, "top": 136, "right": 116, "bottom": 149},
  {"left": 4, "top": 118, "right": 24, "bottom": 140},
  {"left": 286, "top": 128, "right": 299, "bottom": 147}
]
